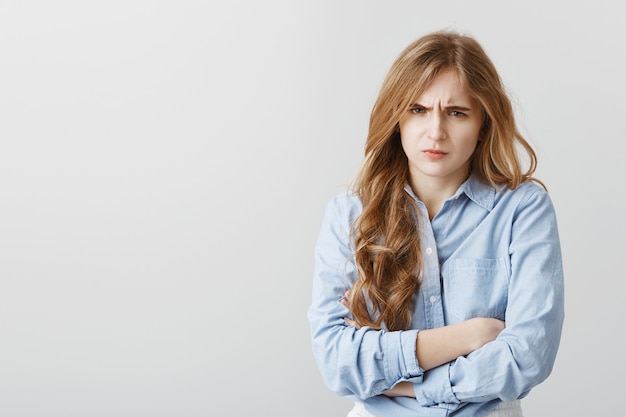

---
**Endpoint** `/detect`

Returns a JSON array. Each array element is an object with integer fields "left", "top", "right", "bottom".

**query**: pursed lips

[{"left": 423, "top": 149, "right": 447, "bottom": 160}]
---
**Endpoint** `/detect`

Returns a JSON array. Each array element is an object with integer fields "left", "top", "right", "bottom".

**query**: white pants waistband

[{"left": 347, "top": 400, "right": 522, "bottom": 417}]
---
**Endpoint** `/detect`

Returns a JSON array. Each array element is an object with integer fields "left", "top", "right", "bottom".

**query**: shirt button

[
  {"left": 425, "top": 247, "right": 433, "bottom": 255},
  {"left": 429, "top": 295, "right": 437, "bottom": 303}
]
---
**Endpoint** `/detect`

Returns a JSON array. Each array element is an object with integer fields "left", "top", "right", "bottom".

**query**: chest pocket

[{"left": 442, "top": 258, "right": 509, "bottom": 323}]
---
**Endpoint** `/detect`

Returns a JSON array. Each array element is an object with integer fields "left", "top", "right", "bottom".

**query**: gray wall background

[{"left": 1, "top": 1, "right": 623, "bottom": 416}]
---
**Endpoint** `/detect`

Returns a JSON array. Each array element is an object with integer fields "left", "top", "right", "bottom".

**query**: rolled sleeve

[
  {"left": 386, "top": 329, "right": 423, "bottom": 384},
  {"left": 413, "top": 363, "right": 457, "bottom": 406}
]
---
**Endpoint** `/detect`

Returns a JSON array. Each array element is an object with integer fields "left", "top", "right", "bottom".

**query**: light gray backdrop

[{"left": 1, "top": 1, "right": 622, "bottom": 416}]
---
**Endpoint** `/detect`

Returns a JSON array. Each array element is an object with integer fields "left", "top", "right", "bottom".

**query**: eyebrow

[{"left": 410, "top": 103, "right": 474, "bottom": 112}]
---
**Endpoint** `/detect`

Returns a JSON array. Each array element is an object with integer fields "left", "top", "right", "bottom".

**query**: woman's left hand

[{"left": 340, "top": 290, "right": 362, "bottom": 328}]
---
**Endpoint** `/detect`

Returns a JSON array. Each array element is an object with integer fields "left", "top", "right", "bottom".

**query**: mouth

[{"left": 423, "top": 149, "right": 447, "bottom": 160}]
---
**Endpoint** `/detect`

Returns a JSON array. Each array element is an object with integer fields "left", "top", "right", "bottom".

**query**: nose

[{"left": 427, "top": 113, "right": 446, "bottom": 141}]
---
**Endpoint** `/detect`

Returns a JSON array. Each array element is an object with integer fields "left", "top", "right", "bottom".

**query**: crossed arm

[{"left": 340, "top": 291, "right": 504, "bottom": 397}]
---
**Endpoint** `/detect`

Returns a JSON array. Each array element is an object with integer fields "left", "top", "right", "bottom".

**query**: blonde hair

[{"left": 350, "top": 30, "right": 541, "bottom": 330}]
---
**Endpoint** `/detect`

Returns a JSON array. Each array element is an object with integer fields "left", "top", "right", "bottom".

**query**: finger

[{"left": 343, "top": 317, "right": 357, "bottom": 327}]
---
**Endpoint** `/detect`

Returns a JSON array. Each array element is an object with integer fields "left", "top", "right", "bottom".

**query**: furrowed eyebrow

[
  {"left": 445, "top": 106, "right": 473, "bottom": 112},
  {"left": 409, "top": 103, "right": 474, "bottom": 111}
]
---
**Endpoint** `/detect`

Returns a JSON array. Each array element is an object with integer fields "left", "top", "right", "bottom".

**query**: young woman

[{"left": 308, "top": 30, "right": 564, "bottom": 417}]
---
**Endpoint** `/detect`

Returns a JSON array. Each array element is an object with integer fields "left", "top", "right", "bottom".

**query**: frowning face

[{"left": 399, "top": 69, "right": 483, "bottom": 191}]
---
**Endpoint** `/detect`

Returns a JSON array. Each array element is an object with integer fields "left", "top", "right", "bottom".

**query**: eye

[
  {"left": 410, "top": 107, "right": 425, "bottom": 114},
  {"left": 449, "top": 110, "right": 465, "bottom": 117}
]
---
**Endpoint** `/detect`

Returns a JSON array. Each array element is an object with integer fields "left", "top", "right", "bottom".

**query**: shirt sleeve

[
  {"left": 308, "top": 195, "right": 424, "bottom": 400},
  {"left": 413, "top": 186, "right": 565, "bottom": 405}
]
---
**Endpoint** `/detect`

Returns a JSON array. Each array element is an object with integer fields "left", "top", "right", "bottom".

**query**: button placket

[{"left": 420, "top": 216, "right": 444, "bottom": 328}]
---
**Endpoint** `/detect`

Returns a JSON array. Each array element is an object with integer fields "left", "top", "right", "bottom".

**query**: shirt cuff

[
  {"left": 413, "top": 362, "right": 458, "bottom": 406},
  {"left": 384, "top": 329, "right": 423, "bottom": 384}
]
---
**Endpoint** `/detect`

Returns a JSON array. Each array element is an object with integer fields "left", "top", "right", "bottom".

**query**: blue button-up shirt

[{"left": 308, "top": 175, "right": 564, "bottom": 417}]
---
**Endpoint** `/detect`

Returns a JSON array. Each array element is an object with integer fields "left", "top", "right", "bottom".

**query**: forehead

[{"left": 416, "top": 69, "right": 474, "bottom": 105}]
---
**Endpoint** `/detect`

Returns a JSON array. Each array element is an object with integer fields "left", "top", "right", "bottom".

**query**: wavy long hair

[{"left": 350, "top": 31, "right": 541, "bottom": 331}]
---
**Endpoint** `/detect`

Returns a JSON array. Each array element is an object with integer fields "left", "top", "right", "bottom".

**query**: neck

[{"left": 409, "top": 172, "right": 469, "bottom": 220}]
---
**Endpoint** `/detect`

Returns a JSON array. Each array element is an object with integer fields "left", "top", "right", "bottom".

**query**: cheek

[
  {"left": 460, "top": 125, "right": 482, "bottom": 149},
  {"left": 399, "top": 130, "right": 419, "bottom": 157},
  {"left": 398, "top": 124, "right": 409, "bottom": 153},
  {"left": 398, "top": 120, "right": 423, "bottom": 149},
  {"left": 399, "top": 136, "right": 410, "bottom": 157},
  {"left": 463, "top": 137, "right": 480, "bottom": 155}
]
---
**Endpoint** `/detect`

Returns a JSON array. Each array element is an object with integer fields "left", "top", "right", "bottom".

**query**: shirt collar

[
  {"left": 403, "top": 173, "right": 497, "bottom": 212},
  {"left": 457, "top": 174, "right": 497, "bottom": 211}
]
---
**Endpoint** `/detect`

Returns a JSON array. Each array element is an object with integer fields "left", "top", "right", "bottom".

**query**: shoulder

[
  {"left": 513, "top": 181, "right": 552, "bottom": 204},
  {"left": 316, "top": 191, "right": 363, "bottom": 249},
  {"left": 466, "top": 176, "right": 550, "bottom": 212},
  {"left": 497, "top": 181, "right": 558, "bottom": 225},
  {"left": 324, "top": 190, "right": 363, "bottom": 221},
  {"left": 498, "top": 181, "right": 552, "bottom": 206}
]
